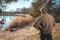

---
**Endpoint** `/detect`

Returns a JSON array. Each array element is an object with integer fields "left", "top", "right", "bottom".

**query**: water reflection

[{"left": 0, "top": 16, "right": 15, "bottom": 30}]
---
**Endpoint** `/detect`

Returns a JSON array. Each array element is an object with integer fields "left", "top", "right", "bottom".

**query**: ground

[
  {"left": 0, "top": 23, "right": 60, "bottom": 40},
  {"left": 52, "top": 23, "right": 60, "bottom": 40}
]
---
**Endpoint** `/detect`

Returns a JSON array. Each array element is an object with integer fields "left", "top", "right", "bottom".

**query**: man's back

[
  {"left": 34, "top": 13, "right": 55, "bottom": 34},
  {"left": 34, "top": 7, "right": 55, "bottom": 40},
  {"left": 40, "top": 13, "right": 55, "bottom": 33}
]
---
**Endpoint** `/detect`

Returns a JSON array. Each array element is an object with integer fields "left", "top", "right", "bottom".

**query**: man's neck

[{"left": 41, "top": 12, "right": 48, "bottom": 14}]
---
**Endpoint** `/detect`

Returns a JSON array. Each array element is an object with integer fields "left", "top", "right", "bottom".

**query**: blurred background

[{"left": 0, "top": 0, "right": 60, "bottom": 30}]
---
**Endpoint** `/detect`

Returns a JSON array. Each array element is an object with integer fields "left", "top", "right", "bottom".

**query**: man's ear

[{"left": 40, "top": 7, "right": 45, "bottom": 11}]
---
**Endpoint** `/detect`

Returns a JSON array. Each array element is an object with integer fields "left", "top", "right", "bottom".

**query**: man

[{"left": 33, "top": 6, "right": 55, "bottom": 40}]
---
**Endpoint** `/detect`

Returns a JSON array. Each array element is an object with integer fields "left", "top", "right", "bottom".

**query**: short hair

[{"left": 40, "top": 6, "right": 47, "bottom": 12}]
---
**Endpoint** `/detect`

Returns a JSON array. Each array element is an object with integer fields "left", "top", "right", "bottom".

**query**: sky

[
  {"left": 4, "top": 0, "right": 60, "bottom": 11},
  {"left": 5, "top": 0, "right": 33, "bottom": 11}
]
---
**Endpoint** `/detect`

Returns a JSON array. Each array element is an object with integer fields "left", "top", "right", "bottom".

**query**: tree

[
  {"left": 20, "top": 7, "right": 32, "bottom": 14},
  {"left": 31, "top": 0, "right": 56, "bottom": 17},
  {"left": 52, "top": 5, "right": 60, "bottom": 17},
  {"left": 0, "top": 0, "right": 18, "bottom": 13}
]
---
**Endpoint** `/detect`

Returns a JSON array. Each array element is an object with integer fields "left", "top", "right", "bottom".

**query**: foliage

[
  {"left": 31, "top": 0, "right": 56, "bottom": 17},
  {"left": 0, "top": 0, "right": 30, "bottom": 13},
  {"left": 0, "top": 0, "right": 18, "bottom": 13},
  {"left": 31, "top": 0, "right": 43, "bottom": 17},
  {"left": 52, "top": 6, "right": 60, "bottom": 17},
  {"left": 0, "top": 0, "right": 17, "bottom": 3},
  {"left": 20, "top": 7, "right": 32, "bottom": 14}
]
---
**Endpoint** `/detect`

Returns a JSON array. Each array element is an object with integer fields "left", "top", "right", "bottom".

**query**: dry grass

[
  {"left": 0, "top": 23, "right": 60, "bottom": 40},
  {"left": 5, "top": 14, "right": 34, "bottom": 31},
  {"left": 27, "top": 23, "right": 60, "bottom": 40},
  {"left": 52, "top": 23, "right": 60, "bottom": 40}
]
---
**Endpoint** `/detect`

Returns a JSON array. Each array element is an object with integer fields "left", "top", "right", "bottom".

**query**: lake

[{"left": 0, "top": 16, "right": 15, "bottom": 30}]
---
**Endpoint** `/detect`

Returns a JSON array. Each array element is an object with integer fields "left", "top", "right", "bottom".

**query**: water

[{"left": 0, "top": 16, "right": 15, "bottom": 30}]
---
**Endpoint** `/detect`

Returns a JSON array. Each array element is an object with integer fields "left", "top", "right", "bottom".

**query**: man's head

[{"left": 40, "top": 6, "right": 48, "bottom": 14}]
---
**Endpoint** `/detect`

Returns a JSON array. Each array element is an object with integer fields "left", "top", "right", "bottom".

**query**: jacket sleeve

[{"left": 33, "top": 16, "right": 43, "bottom": 30}]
